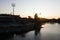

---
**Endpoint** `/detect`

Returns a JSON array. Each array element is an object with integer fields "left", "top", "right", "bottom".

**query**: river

[{"left": 2, "top": 23, "right": 60, "bottom": 40}]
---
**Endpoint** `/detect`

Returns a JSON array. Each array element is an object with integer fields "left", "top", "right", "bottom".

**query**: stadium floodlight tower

[{"left": 11, "top": 3, "right": 15, "bottom": 15}]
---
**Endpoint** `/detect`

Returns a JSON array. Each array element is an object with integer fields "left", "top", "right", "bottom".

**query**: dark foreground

[
  {"left": 0, "top": 14, "right": 60, "bottom": 40},
  {"left": 0, "top": 23, "right": 60, "bottom": 40}
]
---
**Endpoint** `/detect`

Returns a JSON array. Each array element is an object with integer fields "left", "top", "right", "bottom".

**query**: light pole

[{"left": 11, "top": 3, "right": 15, "bottom": 15}]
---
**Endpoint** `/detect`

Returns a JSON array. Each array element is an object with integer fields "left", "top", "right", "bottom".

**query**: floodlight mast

[{"left": 11, "top": 3, "right": 15, "bottom": 15}]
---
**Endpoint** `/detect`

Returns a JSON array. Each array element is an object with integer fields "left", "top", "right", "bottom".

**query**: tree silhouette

[{"left": 34, "top": 13, "right": 38, "bottom": 20}]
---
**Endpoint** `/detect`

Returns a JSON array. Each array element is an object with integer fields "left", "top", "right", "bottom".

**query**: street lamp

[{"left": 11, "top": 3, "right": 15, "bottom": 15}]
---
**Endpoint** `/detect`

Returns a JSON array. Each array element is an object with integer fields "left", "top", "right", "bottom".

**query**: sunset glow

[{"left": 0, "top": 0, "right": 60, "bottom": 19}]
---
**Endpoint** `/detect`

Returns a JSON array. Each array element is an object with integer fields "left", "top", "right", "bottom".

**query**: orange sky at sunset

[{"left": 0, "top": 0, "right": 60, "bottom": 19}]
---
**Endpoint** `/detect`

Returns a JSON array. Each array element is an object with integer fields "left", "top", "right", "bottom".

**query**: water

[
  {"left": 41, "top": 23, "right": 60, "bottom": 40},
  {"left": 1, "top": 23, "right": 60, "bottom": 40}
]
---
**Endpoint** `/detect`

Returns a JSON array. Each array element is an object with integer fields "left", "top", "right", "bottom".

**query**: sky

[{"left": 0, "top": 0, "right": 60, "bottom": 19}]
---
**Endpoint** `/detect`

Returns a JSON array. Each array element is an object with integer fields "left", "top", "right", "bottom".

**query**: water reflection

[
  {"left": 41, "top": 23, "right": 60, "bottom": 40},
  {"left": 7, "top": 31, "right": 41, "bottom": 40},
  {"left": 1, "top": 23, "right": 60, "bottom": 40}
]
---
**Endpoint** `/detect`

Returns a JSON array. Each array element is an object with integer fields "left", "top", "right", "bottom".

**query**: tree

[{"left": 34, "top": 13, "right": 38, "bottom": 20}]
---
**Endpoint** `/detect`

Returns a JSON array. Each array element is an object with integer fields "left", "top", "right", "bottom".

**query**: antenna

[{"left": 11, "top": 3, "right": 15, "bottom": 15}]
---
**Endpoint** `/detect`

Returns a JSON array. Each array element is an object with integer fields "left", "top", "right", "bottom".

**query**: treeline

[
  {"left": 0, "top": 14, "right": 60, "bottom": 24},
  {"left": 45, "top": 18, "right": 60, "bottom": 23}
]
